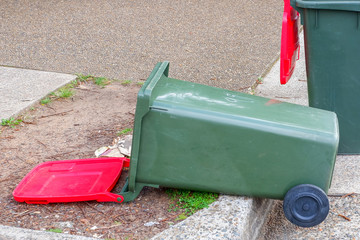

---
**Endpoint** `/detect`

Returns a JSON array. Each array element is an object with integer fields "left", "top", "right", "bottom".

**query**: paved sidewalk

[{"left": 0, "top": 67, "right": 76, "bottom": 120}]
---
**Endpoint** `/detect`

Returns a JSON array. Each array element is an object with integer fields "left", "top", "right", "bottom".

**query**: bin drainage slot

[{"left": 150, "top": 107, "right": 168, "bottom": 112}]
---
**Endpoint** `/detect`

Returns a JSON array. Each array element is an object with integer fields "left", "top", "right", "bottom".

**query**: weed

[
  {"left": 136, "top": 81, "right": 145, "bottom": 86},
  {"left": 76, "top": 74, "right": 93, "bottom": 82},
  {"left": 94, "top": 77, "right": 111, "bottom": 88},
  {"left": 71, "top": 79, "right": 79, "bottom": 86},
  {"left": 175, "top": 213, "right": 187, "bottom": 221},
  {"left": 121, "top": 80, "right": 132, "bottom": 86},
  {"left": 47, "top": 228, "right": 62, "bottom": 233},
  {"left": 40, "top": 97, "right": 52, "bottom": 105},
  {"left": 166, "top": 189, "right": 218, "bottom": 215},
  {"left": 30, "top": 107, "right": 35, "bottom": 111},
  {"left": 117, "top": 128, "right": 132, "bottom": 136},
  {"left": 54, "top": 87, "right": 74, "bottom": 98},
  {"left": 256, "top": 76, "right": 263, "bottom": 84},
  {"left": 1, "top": 118, "right": 22, "bottom": 128},
  {"left": 40, "top": 86, "right": 73, "bottom": 105}
]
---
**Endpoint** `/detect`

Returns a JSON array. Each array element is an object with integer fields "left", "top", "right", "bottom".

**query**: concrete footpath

[
  {"left": 0, "top": 67, "right": 76, "bottom": 120},
  {"left": 1, "top": 32, "right": 359, "bottom": 239}
]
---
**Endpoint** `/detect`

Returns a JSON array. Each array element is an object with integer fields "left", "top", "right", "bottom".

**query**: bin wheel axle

[{"left": 283, "top": 184, "right": 329, "bottom": 228}]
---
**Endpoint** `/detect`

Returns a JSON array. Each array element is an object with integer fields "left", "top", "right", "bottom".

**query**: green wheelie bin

[
  {"left": 291, "top": 0, "right": 360, "bottom": 154},
  {"left": 120, "top": 62, "right": 339, "bottom": 227}
]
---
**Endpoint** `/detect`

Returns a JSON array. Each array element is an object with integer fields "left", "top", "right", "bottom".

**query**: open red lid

[
  {"left": 13, "top": 157, "right": 130, "bottom": 204},
  {"left": 280, "top": 0, "right": 300, "bottom": 84}
]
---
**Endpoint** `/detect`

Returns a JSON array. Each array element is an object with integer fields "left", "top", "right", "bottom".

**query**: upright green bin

[{"left": 291, "top": 0, "right": 360, "bottom": 154}]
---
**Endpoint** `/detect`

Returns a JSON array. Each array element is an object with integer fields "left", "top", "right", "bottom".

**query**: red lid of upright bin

[{"left": 280, "top": 0, "right": 300, "bottom": 84}]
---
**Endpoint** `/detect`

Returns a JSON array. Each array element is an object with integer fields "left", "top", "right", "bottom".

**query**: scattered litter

[
  {"left": 95, "top": 135, "right": 132, "bottom": 158},
  {"left": 94, "top": 146, "right": 122, "bottom": 158},
  {"left": 90, "top": 226, "right": 98, "bottom": 230},
  {"left": 144, "top": 221, "right": 160, "bottom": 227},
  {"left": 341, "top": 192, "right": 355, "bottom": 198},
  {"left": 338, "top": 214, "right": 351, "bottom": 221}
]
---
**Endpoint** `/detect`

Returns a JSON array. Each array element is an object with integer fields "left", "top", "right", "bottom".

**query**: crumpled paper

[{"left": 95, "top": 135, "right": 132, "bottom": 158}]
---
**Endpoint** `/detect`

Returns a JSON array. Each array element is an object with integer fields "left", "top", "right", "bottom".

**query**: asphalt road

[{"left": 0, "top": 0, "right": 283, "bottom": 91}]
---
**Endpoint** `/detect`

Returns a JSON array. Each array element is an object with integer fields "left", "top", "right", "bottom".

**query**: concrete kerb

[
  {"left": 0, "top": 66, "right": 77, "bottom": 120},
  {"left": 152, "top": 196, "right": 274, "bottom": 240}
]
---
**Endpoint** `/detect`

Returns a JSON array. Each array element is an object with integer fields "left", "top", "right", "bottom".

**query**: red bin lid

[{"left": 280, "top": 0, "right": 300, "bottom": 84}]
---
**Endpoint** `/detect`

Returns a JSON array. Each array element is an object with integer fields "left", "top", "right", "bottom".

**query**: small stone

[
  {"left": 80, "top": 219, "right": 90, "bottom": 225},
  {"left": 144, "top": 221, "right": 160, "bottom": 227},
  {"left": 56, "top": 221, "right": 74, "bottom": 229}
]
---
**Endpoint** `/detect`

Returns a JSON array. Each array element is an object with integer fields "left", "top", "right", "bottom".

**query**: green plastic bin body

[
  {"left": 123, "top": 62, "right": 338, "bottom": 202},
  {"left": 291, "top": 0, "right": 360, "bottom": 154}
]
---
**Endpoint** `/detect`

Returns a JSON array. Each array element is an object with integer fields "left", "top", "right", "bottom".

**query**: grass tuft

[
  {"left": 117, "top": 128, "right": 133, "bottom": 136},
  {"left": 40, "top": 97, "right": 52, "bottom": 105},
  {"left": 121, "top": 80, "right": 132, "bottom": 86},
  {"left": 94, "top": 77, "right": 111, "bottom": 88},
  {"left": 1, "top": 118, "right": 22, "bottom": 128},
  {"left": 54, "top": 87, "right": 74, "bottom": 98},
  {"left": 47, "top": 228, "right": 62, "bottom": 233},
  {"left": 166, "top": 189, "right": 218, "bottom": 216}
]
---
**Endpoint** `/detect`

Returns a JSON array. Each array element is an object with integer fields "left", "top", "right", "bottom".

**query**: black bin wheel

[{"left": 283, "top": 184, "right": 329, "bottom": 228}]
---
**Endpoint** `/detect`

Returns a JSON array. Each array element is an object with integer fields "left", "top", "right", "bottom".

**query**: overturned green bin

[{"left": 121, "top": 62, "right": 339, "bottom": 227}]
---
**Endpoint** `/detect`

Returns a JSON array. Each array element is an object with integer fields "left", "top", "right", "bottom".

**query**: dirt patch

[{"left": 0, "top": 81, "right": 185, "bottom": 239}]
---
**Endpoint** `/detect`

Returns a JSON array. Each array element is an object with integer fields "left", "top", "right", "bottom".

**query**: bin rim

[
  {"left": 128, "top": 61, "right": 170, "bottom": 192},
  {"left": 291, "top": 0, "right": 360, "bottom": 12}
]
